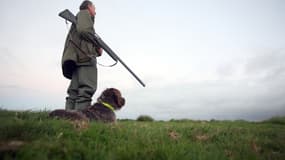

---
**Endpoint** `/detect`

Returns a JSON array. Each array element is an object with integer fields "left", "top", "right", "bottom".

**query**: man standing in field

[{"left": 61, "top": 0, "right": 102, "bottom": 110}]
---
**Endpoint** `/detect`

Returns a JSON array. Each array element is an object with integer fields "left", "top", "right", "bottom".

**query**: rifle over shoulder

[{"left": 59, "top": 9, "right": 145, "bottom": 87}]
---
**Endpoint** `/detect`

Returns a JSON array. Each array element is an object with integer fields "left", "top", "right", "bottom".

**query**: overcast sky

[{"left": 0, "top": 0, "right": 285, "bottom": 121}]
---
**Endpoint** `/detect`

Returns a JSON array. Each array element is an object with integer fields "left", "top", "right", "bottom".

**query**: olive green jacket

[{"left": 61, "top": 10, "right": 99, "bottom": 79}]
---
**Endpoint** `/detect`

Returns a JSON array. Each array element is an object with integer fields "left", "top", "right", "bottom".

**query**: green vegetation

[
  {"left": 0, "top": 109, "right": 284, "bottom": 160},
  {"left": 137, "top": 115, "right": 154, "bottom": 122},
  {"left": 262, "top": 116, "right": 285, "bottom": 125}
]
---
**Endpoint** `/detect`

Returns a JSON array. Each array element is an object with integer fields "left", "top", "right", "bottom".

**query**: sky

[{"left": 0, "top": 0, "right": 285, "bottom": 121}]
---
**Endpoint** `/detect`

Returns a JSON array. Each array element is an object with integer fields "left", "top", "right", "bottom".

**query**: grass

[{"left": 0, "top": 109, "right": 284, "bottom": 160}]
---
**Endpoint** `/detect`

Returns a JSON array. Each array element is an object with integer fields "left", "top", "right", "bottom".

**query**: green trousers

[{"left": 65, "top": 61, "right": 97, "bottom": 110}]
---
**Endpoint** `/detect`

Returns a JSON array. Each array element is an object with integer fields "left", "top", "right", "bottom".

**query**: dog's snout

[{"left": 121, "top": 97, "right": 125, "bottom": 106}]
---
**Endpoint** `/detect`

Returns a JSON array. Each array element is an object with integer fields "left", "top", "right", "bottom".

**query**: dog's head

[{"left": 97, "top": 88, "right": 125, "bottom": 110}]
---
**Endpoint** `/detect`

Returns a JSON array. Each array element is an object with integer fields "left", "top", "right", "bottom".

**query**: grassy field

[{"left": 0, "top": 109, "right": 284, "bottom": 160}]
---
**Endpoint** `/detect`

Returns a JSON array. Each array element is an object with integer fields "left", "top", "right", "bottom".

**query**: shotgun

[{"left": 59, "top": 9, "right": 146, "bottom": 87}]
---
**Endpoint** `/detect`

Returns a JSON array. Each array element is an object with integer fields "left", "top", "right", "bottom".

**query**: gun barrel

[
  {"left": 117, "top": 56, "right": 146, "bottom": 87},
  {"left": 95, "top": 35, "right": 146, "bottom": 87}
]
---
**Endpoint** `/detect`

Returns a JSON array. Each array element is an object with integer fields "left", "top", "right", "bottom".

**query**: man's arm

[{"left": 76, "top": 10, "right": 97, "bottom": 44}]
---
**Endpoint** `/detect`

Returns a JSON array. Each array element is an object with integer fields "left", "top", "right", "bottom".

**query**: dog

[{"left": 49, "top": 88, "right": 125, "bottom": 123}]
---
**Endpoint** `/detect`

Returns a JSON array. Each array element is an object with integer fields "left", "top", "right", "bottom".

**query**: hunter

[{"left": 61, "top": 0, "right": 102, "bottom": 110}]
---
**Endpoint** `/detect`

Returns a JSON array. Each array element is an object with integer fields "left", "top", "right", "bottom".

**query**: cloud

[
  {"left": 0, "top": 84, "right": 21, "bottom": 89},
  {"left": 0, "top": 47, "right": 25, "bottom": 67},
  {"left": 244, "top": 50, "right": 285, "bottom": 83},
  {"left": 0, "top": 47, "right": 28, "bottom": 81},
  {"left": 217, "top": 64, "right": 236, "bottom": 77},
  {"left": 117, "top": 50, "right": 285, "bottom": 121},
  {"left": 0, "top": 84, "right": 64, "bottom": 110},
  {"left": 118, "top": 78, "right": 285, "bottom": 121}
]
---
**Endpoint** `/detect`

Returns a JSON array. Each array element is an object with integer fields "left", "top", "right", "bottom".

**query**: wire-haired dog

[{"left": 49, "top": 88, "right": 125, "bottom": 123}]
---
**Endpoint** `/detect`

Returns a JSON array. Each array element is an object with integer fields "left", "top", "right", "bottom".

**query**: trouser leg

[
  {"left": 65, "top": 69, "right": 79, "bottom": 110},
  {"left": 75, "top": 64, "right": 98, "bottom": 110}
]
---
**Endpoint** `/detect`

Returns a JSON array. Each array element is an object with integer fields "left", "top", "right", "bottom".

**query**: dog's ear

[
  {"left": 110, "top": 88, "right": 124, "bottom": 109},
  {"left": 109, "top": 88, "right": 125, "bottom": 109},
  {"left": 97, "top": 88, "right": 112, "bottom": 102}
]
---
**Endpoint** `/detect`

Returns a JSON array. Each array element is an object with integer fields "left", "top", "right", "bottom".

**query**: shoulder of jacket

[{"left": 77, "top": 10, "right": 90, "bottom": 17}]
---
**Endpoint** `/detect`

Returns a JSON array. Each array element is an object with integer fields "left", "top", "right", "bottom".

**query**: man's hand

[{"left": 96, "top": 48, "right": 103, "bottom": 57}]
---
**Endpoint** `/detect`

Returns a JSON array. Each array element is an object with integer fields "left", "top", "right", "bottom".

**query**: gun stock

[
  {"left": 59, "top": 9, "right": 146, "bottom": 87},
  {"left": 59, "top": 9, "right": 77, "bottom": 24}
]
